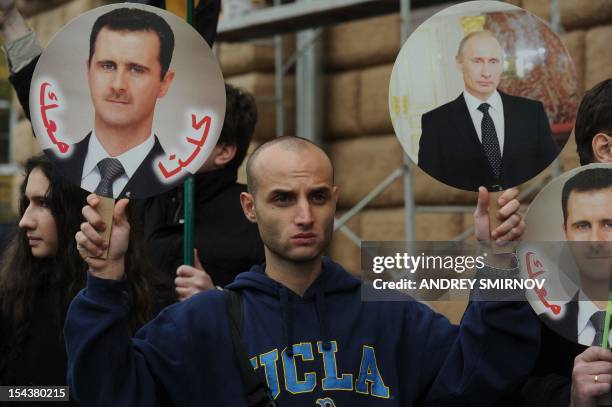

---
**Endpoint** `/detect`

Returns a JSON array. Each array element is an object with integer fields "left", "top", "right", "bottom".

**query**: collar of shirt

[
  {"left": 463, "top": 90, "right": 503, "bottom": 115},
  {"left": 577, "top": 290, "right": 606, "bottom": 338},
  {"left": 82, "top": 130, "right": 155, "bottom": 181}
]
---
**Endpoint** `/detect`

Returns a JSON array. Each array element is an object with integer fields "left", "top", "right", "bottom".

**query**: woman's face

[{"left": 17, "top": 168, "right": 59, "bottom": 258}]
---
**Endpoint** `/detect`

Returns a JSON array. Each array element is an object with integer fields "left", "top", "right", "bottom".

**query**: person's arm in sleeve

[
  {"left": 8, "top": 53, "right": 37, "bottom": 120},
  {"left": 403, "top": 186, "right": 539, "bottom": 405},
  {"left": 65, "top": 274, "right": 201, "bottom": 406},
  {"left": 0, "top": 1, "right": 40, "bottom": 120},
  {"left": 437, "top": 301, "right": 540, "bottom": 405},
  {"left": 66, "top": 195, "right": 198, "bottom": 405},
  {"left": 398, "top": 297, "right": 540, "bottom": 406}
]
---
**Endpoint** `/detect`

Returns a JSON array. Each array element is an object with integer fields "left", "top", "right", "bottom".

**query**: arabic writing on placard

[
  {"left": 158, "top": 114, "right": 212, "bottom": 179},
  {"left": 39, "top": 82, "right": 69, "bottom": 154},
  {"left": 525, "top": 251, "right": 561, "bottom": 315}
]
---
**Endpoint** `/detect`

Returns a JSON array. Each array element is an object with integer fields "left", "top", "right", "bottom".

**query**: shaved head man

[
  {"left": 66, "top": 135, "right": 539, "bottom": 406},
  {"left": 240, "top": 137, "right": 338, "bottom": 290},
  {"left": 418, "top": 30, "right": 557, "bottom": 192}
]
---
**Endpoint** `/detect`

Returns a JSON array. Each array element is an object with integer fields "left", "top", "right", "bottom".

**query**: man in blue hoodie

[{"left": 67, "top": 136, "right": 539, "bottom": 406}]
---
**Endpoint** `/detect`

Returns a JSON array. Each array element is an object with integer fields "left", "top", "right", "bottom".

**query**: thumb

[
  {"left": 113, "top": 199, "right": 130, "bottom": 227},
  {"left": 193, "top": 248, "right": 204, "bottom": 271},
  {"left": 474, "top": 186, "right": 489, "bottom": 217}
]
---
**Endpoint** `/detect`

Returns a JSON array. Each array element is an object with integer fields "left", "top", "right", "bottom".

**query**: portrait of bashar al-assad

[
  {"left": 539, "top": 168, "right": 612, "bottom": 347},
  {"left": 31, "top": 4, "right": 225, "bottom": 199}
]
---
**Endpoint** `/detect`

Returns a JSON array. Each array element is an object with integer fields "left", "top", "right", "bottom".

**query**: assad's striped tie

[
  {"left": 591, "top": 310, "right": 608, "bottom": 346},
  {"left": 94, "top": 157, "right": 125, "bottom": 198}
]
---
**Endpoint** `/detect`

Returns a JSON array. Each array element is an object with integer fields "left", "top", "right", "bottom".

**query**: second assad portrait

[
  {"left": 418, "top": 30, "right": 558, "bottom": 191},
  {"left": 540, "top": 168, "right": 612, "bottom": 347}
]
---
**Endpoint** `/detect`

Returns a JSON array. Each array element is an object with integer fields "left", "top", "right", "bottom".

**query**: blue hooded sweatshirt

[{"left": 65, "top": 257, "right": 540, "bottom": 406}]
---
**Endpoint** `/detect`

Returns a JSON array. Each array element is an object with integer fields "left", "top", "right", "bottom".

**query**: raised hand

[
  {"left": 75, "top": 194, "right": 130, "bottom": 280},
  {"left": 175, "top": 249, "right": 215, "bottom": 301}
]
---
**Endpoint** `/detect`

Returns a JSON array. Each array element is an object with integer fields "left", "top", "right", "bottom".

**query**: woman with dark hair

[{"left": 0, "top": 154, "right": 168, "bottom": 402}]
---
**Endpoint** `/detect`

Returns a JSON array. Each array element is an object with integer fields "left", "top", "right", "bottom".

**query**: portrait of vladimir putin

[
  {"left": 417, "top": 30, "right": 559, "bottom": 192},
  {"left": 45, "top": 7, "right": 178, "bottom": 199}
]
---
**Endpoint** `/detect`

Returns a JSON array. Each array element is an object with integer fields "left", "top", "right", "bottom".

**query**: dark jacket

[
  {"left": 43, "top": 133, "right": 179, "bottom": 199},
  {"left": 418, "top": 91, "right": 559, "bottom": 191},
  {"left": 65, "top": 258, "right": 541, "bottom": 406},
  {"left": 8, "top": 54, "right": 36, "bottom": 120},
  {"left": 0, "top": 268, "right": 78, "bottom": 406},
  {"left": 498, "top": 294, "right": 586, "bottom": 407},
  {"left": 496, "top": 322, "right": 584, "bottom": 407},
  {"left": 142, "top": 167, "right": 265, "bottom": 287}
]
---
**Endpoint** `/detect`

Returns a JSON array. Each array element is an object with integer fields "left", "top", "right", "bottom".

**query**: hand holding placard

[{"left": 75, "top": 194, "right": 129, "bottom": 280}]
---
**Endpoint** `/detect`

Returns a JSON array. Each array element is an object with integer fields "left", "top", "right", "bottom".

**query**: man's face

[
  {"left": 563, "top": 187, "right": 612, "bottom": 283},
  {"left": 18, "top": 168, "right": 58, "bottom": 258},
  {"left": 87, "top": 28, "right": 174, "bottom": 132},
  {"left": 245, "top": 146, "right": 338, "bottom": 263},
  {"left": 456, "top": 35, "right": 503, "bottom": 101}
]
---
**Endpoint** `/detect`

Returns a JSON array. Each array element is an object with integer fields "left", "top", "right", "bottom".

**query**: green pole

[
  {"left": 602, "top": 292, "right": 612, "bottom": 348},
  {"left": 183, "top": 0, "right": 195, "bottom": 266},
  {"left": 183, "top": 177, "right": 194, "bottom": 266},
  {"left": 187, "top": 0, "right": 194, "bottom": 24}
]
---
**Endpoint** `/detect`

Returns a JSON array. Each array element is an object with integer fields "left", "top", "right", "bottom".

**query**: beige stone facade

[{"left": 1, "top": 0, "right": 610, "bottom": 321}]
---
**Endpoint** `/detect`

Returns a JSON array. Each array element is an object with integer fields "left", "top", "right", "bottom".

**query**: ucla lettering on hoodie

[
  {"left": 65, "top": 257, "right": 540, "bottom": 406},
  {"left": 249, "top": 341, "right": 389, "bottom": 401}
]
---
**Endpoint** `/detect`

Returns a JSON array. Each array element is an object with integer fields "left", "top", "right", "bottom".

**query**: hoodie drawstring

[
  {"left": 281, "top": 286, "right": 332, "bottom": 357},
  {"left": 280, "top": 287, "right": 294, "bottom": 357},
  {"left": 315, "top": 290, "right": 332, "bottom": 351}
]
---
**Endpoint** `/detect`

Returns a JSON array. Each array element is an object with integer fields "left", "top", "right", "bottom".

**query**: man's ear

[
  {"left": 240, "top": 192, "right": 257, "bottom": 223},
  {"left": 214, "top": 144, "right": 237, "bottom": 167},
  {"left": 562, "top": 223, "right": 566, "bottom": 237},
  {"left": 332, "top": 185, "right": 340, "bottom": 205},
  {"left": 455, "top": 54, "right": 463, "bottom": 71},
  {"left": 592, "top": 133, "right": 612, "bottom": 163},
  {"left": 158, "top": 69, "right": 175, "bottom": 98}
]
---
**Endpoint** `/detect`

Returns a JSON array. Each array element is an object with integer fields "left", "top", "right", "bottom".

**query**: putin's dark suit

[{"left": 418, "top": 91, "right": 558, "bottom": 191}]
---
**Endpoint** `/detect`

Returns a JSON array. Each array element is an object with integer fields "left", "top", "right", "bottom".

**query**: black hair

[
  {"left": 89, "top": 7, "right": 175, "bottom": 80},
  {"left": 561, "top": 167, "right": 612, "bottom": 225},
  {"left": 218, "top": 84, "right": 258, "bottom": 170},
  {"left": 575, "top": 79, "right": 612, "bottom": 165},
  {"left": 0, "top": 155, "right": 168, "bottom": 379},
  {"left": 0, "top": 155, "right": 88, "bottom": 376}
]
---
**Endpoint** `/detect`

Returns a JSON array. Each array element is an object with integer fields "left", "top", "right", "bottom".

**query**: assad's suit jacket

[
  {"left": 44, "top": 133, "right": 181, "bottom": 199},
  {"left": 418, "top": 91, "right": 558, "bottom": 191},
  {"left": 539, "top": 293, "right": 581, "bottom": 345}
]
